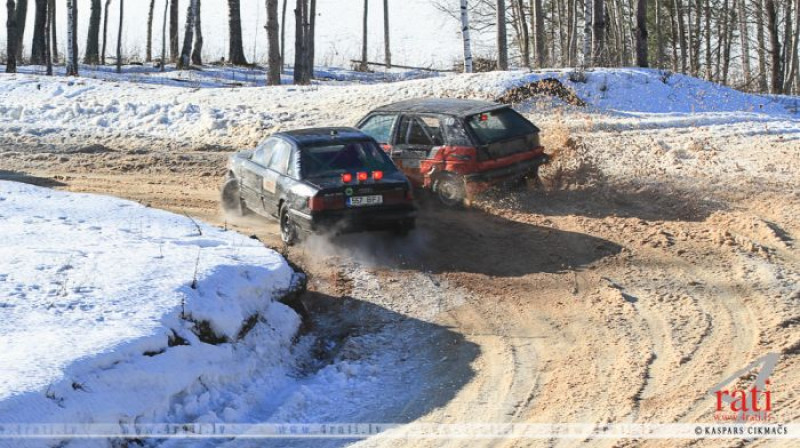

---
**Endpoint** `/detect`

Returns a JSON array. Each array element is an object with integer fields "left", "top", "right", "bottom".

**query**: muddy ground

[{"left": 1, "top": 125, "right": 798, "bottom": 448}]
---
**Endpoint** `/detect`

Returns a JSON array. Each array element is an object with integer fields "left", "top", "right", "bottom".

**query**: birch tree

[
  {"left": 101, "top": 0, "right": 111, "bottom": 65},
  {"left": 191, "top": 0, "right": 203, "bottom": 65},
  {"left": 146, "top": 0, "right": 155, "bottom": 62},
  {"left": 460, "top": 0, "right": 473, "bottom": 72},
  {"left": 383, "top": 0, "right": 391, "bottom": 68},
  {"left": 170, "top": 0, "right": 179, "bottom": 62},
  {"left": 48, "top": 0, "right": 57, "bottom": 62},
  {"left": 634, "top": 0, "right": 647, "bottom": 67},
  {"left": 66, "top": 0, "right": 78, "bottom": 76},
  {"left": 115, "top": 0, "right": 123, "bottom": 73},
  {"left": 177, "top": 0, "right": 197, "bottom": 69},
  {"left": 531, "top": 0, "right": 545, "bottom": 67}
]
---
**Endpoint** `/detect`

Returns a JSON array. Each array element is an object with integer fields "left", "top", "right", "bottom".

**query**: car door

[
  {"left": 391, "top": 114, "right": 445, "bottom": 185},
  {"left": 357, "top": 113, "right": 399, "bottom": 154},
  {"left": 240, "top": 140, "right": 275, "bottom": 214},
  {"left": 262, "top": 138, "right": 293, "bottom": 218}
]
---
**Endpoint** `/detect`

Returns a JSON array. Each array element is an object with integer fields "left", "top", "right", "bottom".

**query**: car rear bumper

[
  {"left": 289, "top": 205, "right": 417, "bottom": 234},
  {"left": 464, "top": 153, "right": 549, "bottom": 194}
]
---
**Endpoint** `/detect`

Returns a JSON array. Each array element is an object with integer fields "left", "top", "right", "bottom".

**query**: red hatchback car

[{"left": 355, "top": 98, "right": 548, "bottom": 206}]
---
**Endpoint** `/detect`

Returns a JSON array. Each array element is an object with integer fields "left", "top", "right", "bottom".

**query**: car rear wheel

[
  {"left": 434, "top": 174, "right": 466, "bottom": 207},
  {"left": 221, "top": 178, "right": 247, "bottom": 216},
  {"left": 279, "top": 205, "right": 298, "bottom": 246}
]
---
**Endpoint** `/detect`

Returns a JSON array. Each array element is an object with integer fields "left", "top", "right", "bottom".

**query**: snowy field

[{"left": 0, "top": 181, "right": 303, "bottom": 445}]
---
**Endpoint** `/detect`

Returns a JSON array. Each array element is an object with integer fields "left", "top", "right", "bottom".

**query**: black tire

[
  {"left": 279, "top": 204, "right": 299, "bottom": 246},
  {"left": 433, "top": 174, "right": 467, "bottom": 208},
  {"left": 221, "top": 178, "right": 246, "bottom": 216}
]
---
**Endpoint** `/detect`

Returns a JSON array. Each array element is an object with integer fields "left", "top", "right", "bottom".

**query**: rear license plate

[{"left": 347, "top": 195, "right": 383, "bottom": 207}]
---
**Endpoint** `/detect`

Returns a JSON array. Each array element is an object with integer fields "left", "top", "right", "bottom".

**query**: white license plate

[{"left": 347, "top": 195, "right": 383, "bottom": 207}]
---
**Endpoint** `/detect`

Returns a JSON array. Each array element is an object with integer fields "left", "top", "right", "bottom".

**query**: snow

[
  {"left": 0, "top": 66, "right": 796, "bottom": 156},
  {"left": 0, "top": 181, "right": 301, "bottom": 446}
]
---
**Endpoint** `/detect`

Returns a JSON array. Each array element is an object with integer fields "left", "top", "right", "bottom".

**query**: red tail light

[
  {"left": 341, "top": 173, "right": 353, "bottom": 183},
  {"left": 357, "top": 171, "right": 368, "bottom": 182},
  {"left": 372, "top": 170, "right": 384, "bottom": 180}
]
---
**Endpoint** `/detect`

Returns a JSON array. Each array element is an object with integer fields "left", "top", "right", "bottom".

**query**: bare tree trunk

[
  {"left": 84, "top": 0, "right": 101, "bottom": 64},
  {"left": 497, "top": 0, "right": 508, "bottom": 69},
  {"left": 13, "top": 0, "right": 26, "bottom": 61},
  {"left": 674, "top": 0, "right": 688, "bottom": 72},
  {"left": 460, "top": 0, "right": 473, "bottom": 72},
  {"left": 764, "top": 0, "right": 782, "bottom": 93},
  {"left": 531, "top": 0, "right": 545, "bottom": 67},
  {"left": 294, "top": 0, "right": 308, "bottom": 83},
  {"left": 170, "top": 0, "right": 179, "bottom": 63},
  {"left": 227, "top": 0, "right": 248, "bottom": 65},
  {"left": 705, "top": 0, "right": 711, "bottom": 79},
  {"left": 722, "top": 0, "right": 732, "bottom": 84},
  {"left": 783, "top": 0, "right": 794, "bottom": 91},
  {"left": 737, "top": 0, "right": 752, "bottom": 87},
  {"left": 102, "top": 0, "right": 111, "bottom": 65},
  {"left": 755, "top": 0, "right": 768, "bottom": 91},
  {"left": 178, "top": 0, "right": 197, "bottom": 69},
  {"left": 192, "top": 0, "right": 203, "bottom": 65},
  {"left": 360, "top": 0, "right": 368, "bottom": 70},
  {"left": 592, "top": 0, "right": 606, "bottom": 65},
  {"left": 306, "top": 0, "right": 315, "bottom": 76},
  {"left": 515, "top": 0, "right": 529, "bottom": 68},
  {"left": 146, "top": 0, "right": 155, "bottom": 62},
  {"left": 266, "top": 0, "right": 280, "bottom": 84},
  {"left": 692, "top": 0, "right": 701, "bottom": 75},
  {"left": 116, "top": 0, "right": 123, "bottom": 72},
  {"left": 786, "top": 0, "right": 800, "bottom": 92},
  {"left": 66, "top": 0, "right": 78, "bottom": 76},
  {"left": 48, "top": 0, "right": 57, "bottom": 62},
  {"left": 280, "top": 0, "right": 287, "bottom": 69},
  {"left": 655, "top": 0, "right": 663, "bottom": 67},
  {"left": 634, "top": 0, "right": 647, "bottom": 66},
  {"left": 44, "top": 0, "right": 51, "bottom": 74},
  {"left": 31, "top": 0, "right": 47, "bottom": 64},
  {"left": 6, "top": 0, "right": 17, "bottom": 73},
  {"left": 669, "top": 0, "right": 679, "bottom": 70},
  {"left": 567, "top": 0, "right": 577, "bottom": 66},
  {"left": 584, "top": 0, "right": 593, "bottom": 65},
  {"left": 161, "top": 0, "right": 167, "bottom": 70},
  {"left": 383, "top": 0, "right": 391, "bottom": 68}
]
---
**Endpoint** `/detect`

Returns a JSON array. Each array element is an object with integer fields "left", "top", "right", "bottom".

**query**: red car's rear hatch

[{"left": 465, "top": 107, "right": 542, "bottom": 160}]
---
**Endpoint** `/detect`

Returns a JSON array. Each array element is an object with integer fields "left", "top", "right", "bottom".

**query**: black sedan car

[{"left": 221, "top": 127, "right": 416, "bottom": 245}]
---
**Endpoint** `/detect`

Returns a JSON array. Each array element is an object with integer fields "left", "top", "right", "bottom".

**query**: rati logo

[{"left": 709, "top": 353, "right": 779, "bottom": 422}]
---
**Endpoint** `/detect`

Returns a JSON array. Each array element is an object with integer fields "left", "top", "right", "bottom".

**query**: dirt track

[{"left": 2, "top": 134, "right": 799, "bottom": 447}]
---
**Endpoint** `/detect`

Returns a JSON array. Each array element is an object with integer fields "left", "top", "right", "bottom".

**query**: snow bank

[
  {"left": 0, "top": 67, "right": 794, "bottom": 152},
  {"left": 0, "top": 181, "right": 301, "bottom": 445}
]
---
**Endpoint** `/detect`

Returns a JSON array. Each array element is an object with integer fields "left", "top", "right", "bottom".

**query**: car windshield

[
  {"left": 465, "top": 108, "right": 538, "bottom": 144},
  {"left": 301, "top": 141, "right": 397, "bottom": 178}
]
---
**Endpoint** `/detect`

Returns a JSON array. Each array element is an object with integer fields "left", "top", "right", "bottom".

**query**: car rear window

[
  {"left": 301, "top": 141, "right": 398, "bottom": 178},
  {"left": 466, "top": 108, "right": 538, "bottom": 144}
]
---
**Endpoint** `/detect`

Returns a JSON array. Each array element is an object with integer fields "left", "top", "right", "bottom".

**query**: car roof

[
  {"left": 274, "top": 127, "right": 372, "bottom": 147},
  {"left": 371, "top": 98, "right": 507, "bottom": 117}
]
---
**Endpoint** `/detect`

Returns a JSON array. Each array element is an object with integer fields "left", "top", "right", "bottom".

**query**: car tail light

[
  {"left": 309, "top": 194, "right": 345, "bottom": 211},
  {"left": 341, "top": 173, "right": 353, "bottom": 183},
  {"left": 357, "top": 171, "right": 368, "bottom": 182},
  {"left": 372, "top": 170, "right": 384, "bottom": 180}
]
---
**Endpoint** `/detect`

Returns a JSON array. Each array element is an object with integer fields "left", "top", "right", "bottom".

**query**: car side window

[
  {"left": 253, "top": 139, "right": 278, "bottom": 166},
  {"left": 359, "top": 114, "right": 397, "bottom": 144},
  {"left": 405, "top": 116, "right": 444, "bottom": 146},
  {"left": 267, "top": 140, "right": 292, "bottom": 175}
]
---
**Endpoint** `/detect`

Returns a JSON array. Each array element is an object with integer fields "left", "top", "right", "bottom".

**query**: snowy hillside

[
  {"left": 0, "top": 182, "right": 301, "bottom": 444},
  {"left": 0, "top": 67, "right": 795, "bottom": 155}
]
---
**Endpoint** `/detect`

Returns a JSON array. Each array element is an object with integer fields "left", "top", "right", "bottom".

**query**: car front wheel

[{"left": 279, "top": 205, "right": 299, "bottom": 246}]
